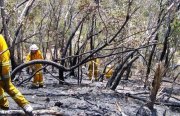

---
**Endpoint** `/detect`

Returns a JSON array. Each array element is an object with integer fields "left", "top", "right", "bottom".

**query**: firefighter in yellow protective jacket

[
  {"left": 0, "top": 34, "right": 33, "bottom": 114},
  {"left": 88, "top": 58, "right": 100, "bottom": 81},
  {"left": 26, "top": 44, "right": 44, "bottom": 88},
  {"left": 105, "top": 65, "right": 114, "bottom": 79}
]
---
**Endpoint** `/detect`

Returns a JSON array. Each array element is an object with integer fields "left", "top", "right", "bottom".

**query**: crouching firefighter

[
  {"left": 0, "top": 34, "right": 33, "bottom": 114},
  {"left": 26, "top": 44, "right": 44, "bottom": 88}
]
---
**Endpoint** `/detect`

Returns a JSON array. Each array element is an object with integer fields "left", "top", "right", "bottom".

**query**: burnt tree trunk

[
  {"left": 106, "top": 51, "right": 135, "bottom": 88},
  {"left": 110, "top": 56, "right": 139, "bottom": 90},
  {"left": 11, "top": 0, "right": 35, "bottom": 70},
  {"left": 90, "top": 14, "right": 96, "bottom": 52},
  {"left": 144, "top": 34, "right": 159, "bottom": 88},
  {"left": 17, "top": 33, "right": 22, "bottom": 65},
  {"left": 146, "top": 62, "right": 163, "bottom": 110},
  {"left": 124, "top": 64, "right": 132, "bottom": 80},
  {"left": 160, "top": 14, "right": 171, "bottom": 62},
  {"left": 60, "top": 14, "right": 87, "bottom": 83},
  {"left": 124, "top": 54, "right": 134, "bottom": 80}
]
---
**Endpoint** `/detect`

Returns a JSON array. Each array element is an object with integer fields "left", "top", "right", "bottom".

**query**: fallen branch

[
  {"left": 162, "top": 79, "right": 180, "bottom": 85},
  {"left": 131, "top": 91, "right": 150, "bottom": 95},
  {"left": 163, "top": 93, "right": 180, "bottom": 102},
  {"left": 127, "top": 93, "right": 180, "bottom": 107},
  {"left": 0, "top": 109, "right": 65, "bottom": 116},
  {"left": 11, "top": 60, "right": 68, "bottom": 79},
  {"left": 115, "top": 101, "right": 127, "bottom": 116}
]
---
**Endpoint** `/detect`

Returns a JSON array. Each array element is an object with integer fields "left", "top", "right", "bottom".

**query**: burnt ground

[{"left": 6, "top": 71, "right": 180, "bottom": 116}]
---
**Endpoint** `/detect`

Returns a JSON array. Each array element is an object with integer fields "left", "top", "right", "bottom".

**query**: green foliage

[
  {"left": 2, "top": 0, "right": 179, "bottom": 68},
  {"left": 171, "top": 18, "right": 180, "bottom": 51},
  {"left": 78, "top": 0, "right": 90, "bottom": 11},
  {"left": 172, "top": 18, "right": 180, "bottom": 35}
]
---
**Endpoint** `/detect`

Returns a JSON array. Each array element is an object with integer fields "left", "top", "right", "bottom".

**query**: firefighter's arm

[
  {"left": 26, "top": 54, "right": 31, "bottom": 62},
  {"left": 38, "top": 50, "right": 44, "bottom": 59},
  {"left": 0, "top": 35, "right": 10, "bottom": 87},
  {"left": 25, "top": 54, "right": 35, "bottom": 73}
]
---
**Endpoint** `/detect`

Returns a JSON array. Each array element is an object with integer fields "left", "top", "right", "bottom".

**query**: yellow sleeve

[
  {"left": 37, "top": 50, "right": 43, "bottom": 59},
  {"left": 26, "top": 53, "right": 31, "bottom": 62},
  {"left": 0, "top": 35, "right": 3, "bottom": 52},
  {"left": 0, "top": 35, "right": 11, "bottom": 76},
  {"left": 0, "top": 34, "right": 10, "bottom": 62}
]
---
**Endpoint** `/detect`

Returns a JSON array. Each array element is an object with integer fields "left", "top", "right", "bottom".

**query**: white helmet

[
  {"left": 30, "top": 44, "right": 39, "bottom": 51},
  {"left": 107, "top": 65, "right": 112, "bottom": 68}
]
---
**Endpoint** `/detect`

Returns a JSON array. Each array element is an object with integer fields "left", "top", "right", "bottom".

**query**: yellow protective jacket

[
  {"left": 26, "top": 50, "right": 43, "bottom": 70},
  {"left": 0, "top": 34, "right": 11, "bottom": 79}
]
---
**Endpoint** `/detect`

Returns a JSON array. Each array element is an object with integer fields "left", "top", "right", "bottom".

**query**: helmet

[
  {"left": 107, "top": 65, "right": 112, "bottom": 68},
  {"left": 30, "top": 44, "right": 39, "bottom": 51}
]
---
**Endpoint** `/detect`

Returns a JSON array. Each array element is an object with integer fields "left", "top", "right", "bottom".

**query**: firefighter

[
  {"left": 88, "top": 58, "right": 100, "bottom": 81},
  {"left": 26, "top": 44, "right": 44, "bottom": 88},
  {"left": 0, "top": 34, "right": 33, "bottom": 114},
  {"left": 105, "top": 65, "right": 114, "bottom": 79}
]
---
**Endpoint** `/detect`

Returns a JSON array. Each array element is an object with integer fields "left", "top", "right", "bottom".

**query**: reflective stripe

[
  {"left": 0, "top": 73, "right": 10, "bottom": 80},
  {"left": 36, "top": 71, "right": 42, "bottom": 74},
  {"left": 39, "top": 81, "right": 43, "bottom": 84},
  {"left": 1, "top": 61, "right": 11, "bottom": 66},
  {"left": 3, "top": 73, "right": 10, "bottom": 78},
  {"left": 12, "top": 92, "right": 22, "bottom": 99}
]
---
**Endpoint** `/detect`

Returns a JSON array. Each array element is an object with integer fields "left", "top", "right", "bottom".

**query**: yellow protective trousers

[
  {"left": 0, "top": 75, "right": 29, "bottom": 109},
  {"left": 88, "top": 70, "right": 98, "bottom": 80},
  {"left": 32, "top": 72, "right": 43, "bottom": 86}
]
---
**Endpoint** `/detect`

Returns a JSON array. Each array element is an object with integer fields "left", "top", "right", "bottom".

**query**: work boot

[
  {"left": 30, "top": 84, "right": 38, "bottom": 89},
  {"left": 22, "top": 104, "right": 33, "bottom": 116},
  {"left": 95, "top": 78, "right": 98, "bottom": 81},
  {"left": 0, "top": 105, "right": 9, "bottom": 110},
  {"left": 39, "top": 85, "right": 43, "bottom": 88}
]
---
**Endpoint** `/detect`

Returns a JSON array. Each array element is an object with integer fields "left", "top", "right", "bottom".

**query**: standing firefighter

[
  {"left": 88, "top": 58, "right": 100, "bottom": 81},
  {"left": 26, "top": 44, "right": 44, "bottom": 88},
  {"left": 0, "top": 35, "right": 33, "bottom": 114}
]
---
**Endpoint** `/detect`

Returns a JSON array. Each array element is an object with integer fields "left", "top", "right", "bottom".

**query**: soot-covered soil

[{"left": 6, "top": 72, "right": 180, "bottom": 116}]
